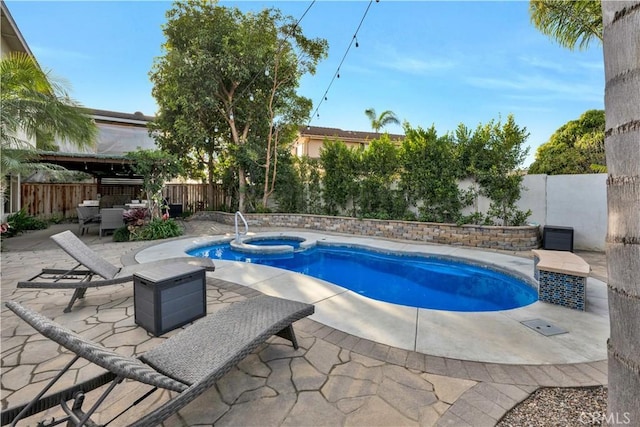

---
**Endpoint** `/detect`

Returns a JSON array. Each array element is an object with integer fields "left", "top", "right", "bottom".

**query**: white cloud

[
  {"left": 465, "top": 74, "right": 603, "bottom": 103},
  {"left": 31, "top": 45, "right": 92, "bottom": 61},
  {"left": 576, "top": 60, "right": 604, "bottom": 71},
  {"left": 518, "top": 55, "right": 567, "bottom": 73},
  {"left": 519, "top": 55, "right": 604, "bottom": 75},
  {"left": 373, "top": 43, "right": 456, "bottom": 75}
]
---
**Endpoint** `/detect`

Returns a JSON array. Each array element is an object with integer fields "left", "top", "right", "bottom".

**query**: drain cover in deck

[{"left": 521, "top": 319, "right": 568, "bottom": 336}]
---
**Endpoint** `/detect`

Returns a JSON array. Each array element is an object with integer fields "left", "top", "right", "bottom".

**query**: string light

[{"left": 307, "top": 0, "right": 376, "bottom": 128}]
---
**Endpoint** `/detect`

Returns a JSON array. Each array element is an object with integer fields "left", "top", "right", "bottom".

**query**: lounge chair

[
  {"left": 99, "top": 207, "right": 125, "bottom": 237},
  {"left": 76, "top": 206, "right": 100, "bottom": 236},
  {"left": 17, "top": 230, "right": 215, "bottom": 313},
  {"left": 2, "top": 296, "right": 314, "bottom": 426}
]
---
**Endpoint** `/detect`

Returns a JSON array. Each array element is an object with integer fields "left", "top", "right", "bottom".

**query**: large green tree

[
  {"left": 150, "top": 0, "right": 327, "bottom": 212},
  {"left": 528, "top": 109, "right": 605, "bottom": 174},
  {"left": 531, "top": 1, "right": 640, "bottom": 420},
  {"left": 1, "top": 52, "right": 96, "bottom": 199}
]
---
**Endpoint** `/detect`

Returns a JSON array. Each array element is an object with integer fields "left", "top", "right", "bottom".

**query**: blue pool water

[
  {"left": 244, "top": 238, "right": 302, "bottom": 249},
  {"left": 188, "top": 243, "right": 537, "bottom": 312}
]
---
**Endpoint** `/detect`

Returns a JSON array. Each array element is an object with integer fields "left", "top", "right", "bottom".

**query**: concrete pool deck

[
  {"left": 135, "top": 231, "right": 609, "bottom": 365},
  {"left": 1, "top": 221, "right": 609, "bottom": 426}
]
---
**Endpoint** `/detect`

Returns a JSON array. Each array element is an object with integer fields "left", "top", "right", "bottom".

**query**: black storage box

[
  {"left": 134, "top": 263, "right": 206, "bottom": 336},
  {"left": 542, "top": 225, "right": 574, "bottom": 252},
  {"left": 169, "top": 203, "right": 183, "bottom": 218}
]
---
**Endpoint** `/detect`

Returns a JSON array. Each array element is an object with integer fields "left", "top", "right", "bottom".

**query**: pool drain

[{"left": 520, "top": 319, "right": 568, "bottom": 336}]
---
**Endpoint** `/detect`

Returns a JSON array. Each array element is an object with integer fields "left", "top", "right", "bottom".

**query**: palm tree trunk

[{"left": 602, "top": 2, "right": 640, "bottom": 422}]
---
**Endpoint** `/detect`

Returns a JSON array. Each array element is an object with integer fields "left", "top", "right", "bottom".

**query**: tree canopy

[
  {"left": 528, "top": 109, "right": 605, "bottom": 175},
  {"left": 126, "top": 148, "right": 183, "bottom": 220},
  {"left": 529, "top": 0, "right": 602, "bottom": 50},
  {"left": 317, "top": 114, "right": 531, "bottom": 225},
  {"left": 149, "top": 0, "right": 327, "bottom": 212},
  {"left": 1, "top": 52, "right": 96, "bottom": 193}
]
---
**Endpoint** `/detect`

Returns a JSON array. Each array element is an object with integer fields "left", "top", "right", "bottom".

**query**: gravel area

[{"left": 497, "top": 386, "right": 607, "bottom": 427}]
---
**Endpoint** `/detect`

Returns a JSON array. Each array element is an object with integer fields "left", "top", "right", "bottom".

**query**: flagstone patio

[{"left": 0, "top": 221, "right": 609, "bottom": 426}]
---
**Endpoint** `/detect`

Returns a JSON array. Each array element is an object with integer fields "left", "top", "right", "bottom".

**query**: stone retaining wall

[{"left": 194, "top": 212, "right": 541, "bottom": 251}]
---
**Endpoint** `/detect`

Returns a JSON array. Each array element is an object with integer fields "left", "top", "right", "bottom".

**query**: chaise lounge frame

[
  {"left": 2, "top": 295, "right": 314, "bottom": 426},
  {"left": 16, "top": 230, "right": 216, "bottom": 313}
]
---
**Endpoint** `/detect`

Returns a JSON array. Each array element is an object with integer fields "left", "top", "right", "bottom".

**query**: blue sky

[{"left": 6, "top": 1, "right": 604, "bottom": 167}]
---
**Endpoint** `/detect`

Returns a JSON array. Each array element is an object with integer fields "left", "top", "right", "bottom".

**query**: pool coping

[{"left": 130, "top": 231, "right": 610, "bottom": 366}]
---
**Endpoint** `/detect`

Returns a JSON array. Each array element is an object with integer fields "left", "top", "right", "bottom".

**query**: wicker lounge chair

[
  {"left": 2, "top": 296, "right": 314, "bottom": 426},
  {"left": 99, "top": 207, "right": 125, "bottom": 237},
  {"left": 76, "top": 206, "right": 100, "bottom": 236},
  {"left": 17, "top": 230, "right": 215, "bottom": 313}
]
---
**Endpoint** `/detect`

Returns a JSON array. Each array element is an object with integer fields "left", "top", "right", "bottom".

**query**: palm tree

[
  {"left": 364, "top": 108, "right": 400, "bottom": 135},
  {"left": 530, "top": 0, "right": 639, "bottom": 419},
  {"left": 601, "top": 3, "right": 640, "bottom": 421},
  {"left": 529, "top": 0, "right": 602, "bottom": 50},
  {"left": 1, "top": 52, "right": 97, "bottom": 196}
]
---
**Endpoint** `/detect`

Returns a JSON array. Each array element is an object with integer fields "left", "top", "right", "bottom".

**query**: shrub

[
  {"left": 123, "top": 208, "right": 148, "bottom": 225},
  {"left": 46, "top": 213, "right": 66, "bottom": 224},
  {"left": 129, "top": 218, "right": 183, "bottom": 241},
  {"left": 3, "top": 209, "right": 48, "bottom": 236},
  {"left": 113, "top": 226, "right": 131, "bottom": 242}
]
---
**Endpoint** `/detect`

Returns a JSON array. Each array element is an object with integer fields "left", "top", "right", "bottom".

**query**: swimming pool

[{"left": 188, "top": 241, "right": 537, "bottom": 312}]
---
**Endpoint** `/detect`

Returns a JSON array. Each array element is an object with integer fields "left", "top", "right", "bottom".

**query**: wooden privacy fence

[
  {"left": 21, "top": 183, "right": 226, "bottom": 219},
  {"left": 163, "top": 183, "right": 226, "bottom": 212},
  {"left": 21, "top": 183, "right": 98, "bottom": 219}
]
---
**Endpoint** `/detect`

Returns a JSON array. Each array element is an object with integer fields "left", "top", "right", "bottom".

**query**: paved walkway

[{"left": 0, "top": 220, "right": 609, "bottom": 426}]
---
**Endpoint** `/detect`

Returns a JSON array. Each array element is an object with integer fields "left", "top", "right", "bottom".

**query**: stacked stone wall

[{"left": 194, "top": 212, "right": 541, "bottom": 251}]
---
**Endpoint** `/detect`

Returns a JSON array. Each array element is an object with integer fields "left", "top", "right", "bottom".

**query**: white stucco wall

[
  {"left": 464, "top": 173, "right": 607, "bottom": 251},
  {"left": 518, "top": 174, "right": 547, "bottom": 227},
  {"left": 545, "top": 174, "right": 607, "bottom": 251}
]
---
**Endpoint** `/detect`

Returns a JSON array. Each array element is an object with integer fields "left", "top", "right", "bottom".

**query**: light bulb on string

[
  {"left": 354, "top": 36, "right": 359, "bottom": 48},
  {"left": 324, "top": 96, "right": 328, "bottom": 101},
  {"left": 229, "top": 113, "right": 234, "bottom": 120},
  {"left": 249, "top": 94, "right": 254, "bottom": 101},
  {"left": 265, "top": 69, "right": 269, "bottom": 76}
]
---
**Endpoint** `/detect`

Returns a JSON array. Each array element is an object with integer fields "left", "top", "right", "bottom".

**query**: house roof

[
  {"left": 299, "top": 125, "right": 404, "bottom": 142},
  {"left": 1, "top": 1, "right": 34, "bottom": 57},
  {"left": 38, "top": 151, "right": 138, "bottom": 179},
  {"left": 89, "top": 108, "right": 155, "bottom": 126}
]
